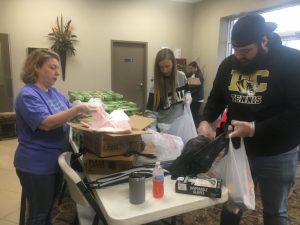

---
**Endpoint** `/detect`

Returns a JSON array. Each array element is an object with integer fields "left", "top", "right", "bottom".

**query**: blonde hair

[
  {"left": 153, "top": 48, "right": 177, "bottom": 110},
  {"left": 21, "top": 49, "right": 60, "bottom": 84}
]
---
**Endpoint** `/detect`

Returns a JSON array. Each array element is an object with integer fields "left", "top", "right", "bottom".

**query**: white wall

[
  {"left": 191, "top": 0, "right": 297, "bottom": 102},
  {"left": 0, "top": 0, "right": 295, "bottom": 103},
  {"left": 0, "top": 0, "right": 194, "bottom": 99}
]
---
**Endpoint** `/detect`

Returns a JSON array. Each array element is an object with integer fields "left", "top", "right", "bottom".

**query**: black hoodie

[{"left": 202, "top": 40, "right": 300, "bottom": 156}]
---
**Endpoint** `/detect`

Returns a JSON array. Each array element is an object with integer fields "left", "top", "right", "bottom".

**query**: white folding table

[{"left": 87, "top": 174, "right": 228, "bottom": 225}]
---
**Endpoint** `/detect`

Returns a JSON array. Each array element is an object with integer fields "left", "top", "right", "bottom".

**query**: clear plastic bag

[
  {"left": 141, "top": 129, "right": 184, "bottom": 162},
  {"left": 214, "top": 137, "right": 255, "bottom": 213},
  {"left": 167, "top": 105, "right": 197, "bottom": 144}
]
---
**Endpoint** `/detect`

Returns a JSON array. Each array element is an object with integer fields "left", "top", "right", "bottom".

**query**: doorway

[
  {"left": 111, "top": 41, "right": 147, "bottom": 110},
  {"left": 0, "top": 33, "right": 13, "bottom": 112}
]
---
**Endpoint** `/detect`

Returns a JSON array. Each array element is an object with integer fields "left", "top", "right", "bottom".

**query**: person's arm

[
  {"left": 183, "top": 76, "right": 192, "bottom": 105},
  {"left": 144, "top": 88, "right": 158, "bottom": 119},
  {"left": 198, "top": 70, "right": 204, "bottom": 86},
  {"left": 144, "top": 89, "right": 159, "bottom": 131},
  {"left": 198, "top": 60, "right": 228, "bottom": 138},
  {"left": 39, "top": 104, "right": 94, "bottom": 131}
]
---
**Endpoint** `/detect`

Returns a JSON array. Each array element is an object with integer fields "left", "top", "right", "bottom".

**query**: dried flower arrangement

[{"left": 48, "top": 15, "right": 78, "bottom": 80}]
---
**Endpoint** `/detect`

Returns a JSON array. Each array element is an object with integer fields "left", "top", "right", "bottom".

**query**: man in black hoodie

[{"left": 198, "top": 14, "right": 300, "bottom": 225}]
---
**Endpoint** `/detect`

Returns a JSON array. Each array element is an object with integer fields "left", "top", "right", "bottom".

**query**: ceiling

[{"left": 168, "top": 0, "right": 204, "bottom": 3}]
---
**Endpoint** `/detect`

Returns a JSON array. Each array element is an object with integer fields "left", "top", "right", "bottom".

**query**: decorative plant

[{"left": 47, "top": 15, "right": 78, "bottom": 80}]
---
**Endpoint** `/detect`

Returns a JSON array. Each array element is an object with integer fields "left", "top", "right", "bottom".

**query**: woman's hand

[
  {"left": 184, "top": 92, "right": 192, "bottom": 105},
  {"left": 74, "top": 103, "right": 97, "bottom": 116},
  {"left": 39, "top": 103, "right": 97, "bottom": 131}
]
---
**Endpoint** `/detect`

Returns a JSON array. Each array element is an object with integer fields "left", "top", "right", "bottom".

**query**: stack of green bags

[{"left": 68, "top": 90, "right": 142, "bottom": 116}]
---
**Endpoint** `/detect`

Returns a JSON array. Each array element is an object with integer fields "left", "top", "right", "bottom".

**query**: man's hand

[
  {"left": 197, "top": 121, "right": 215, "bottom": 140},
  {"left": 229, "top": 120, "right": 255, "bottom": 138}
]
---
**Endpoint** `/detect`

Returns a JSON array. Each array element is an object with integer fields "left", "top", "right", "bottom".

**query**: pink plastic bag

[{"left": 87, "top": 98, "right": 131, "bottom": 133}]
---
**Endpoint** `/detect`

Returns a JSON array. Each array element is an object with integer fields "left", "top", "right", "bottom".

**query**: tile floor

[{"left": 0, "top": 138, "right": 21, "bottom": 225}]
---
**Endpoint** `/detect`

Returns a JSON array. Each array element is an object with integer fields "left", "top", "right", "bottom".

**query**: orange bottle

[{"left": 152, "top": 162, "right": 164, "bottom": 198}]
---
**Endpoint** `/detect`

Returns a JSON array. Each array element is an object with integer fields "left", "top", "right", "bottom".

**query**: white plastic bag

[
  {"left": 214, "top": 137, "right": 255, "bottom": 212},
  {"left": 141, "top": 129, "right": 184, "bottom": 162},
  {"left": 167, "top": 105, "right": 197, "bottom": 144}
]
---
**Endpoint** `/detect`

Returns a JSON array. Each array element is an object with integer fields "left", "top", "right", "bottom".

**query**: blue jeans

[
  {"left": 16, "top": 170, "right": 63, "bottom": 225},
  {"left": 220, "top": 147, "right": 299, "bottom": 225}
]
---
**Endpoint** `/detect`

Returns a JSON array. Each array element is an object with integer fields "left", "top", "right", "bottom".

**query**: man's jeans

[{"left": 220, "top": 147, "right": 299, "bottom": 225}]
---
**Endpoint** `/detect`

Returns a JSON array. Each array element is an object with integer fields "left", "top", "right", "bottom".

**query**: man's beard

[{"left": 232, "top": 47, "right": 267, "bottom": 74}]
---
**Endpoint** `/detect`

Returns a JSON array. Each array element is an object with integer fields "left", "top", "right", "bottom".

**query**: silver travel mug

[{"left": 129, "top": 172, "right": 145, "bottom": 204}]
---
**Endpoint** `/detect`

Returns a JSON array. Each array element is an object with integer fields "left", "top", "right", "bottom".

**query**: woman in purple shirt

[{"left": 14, "top": 49, "right": 94, "bottom": 225}]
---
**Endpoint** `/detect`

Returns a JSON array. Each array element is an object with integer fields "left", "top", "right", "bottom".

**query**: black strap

[
  {"left": 77, "top": 181, "right": 108, "bottom": 225},
  {"left": 86, "top": 164, "right": 170, "bottom": 189},
  {"left": 92, "top": 215, "right": 99, "bottom": 225}
]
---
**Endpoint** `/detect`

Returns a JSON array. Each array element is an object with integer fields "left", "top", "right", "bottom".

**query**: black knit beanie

[{"left": 231, "top": 14, "right": 277, "bottom": 47}]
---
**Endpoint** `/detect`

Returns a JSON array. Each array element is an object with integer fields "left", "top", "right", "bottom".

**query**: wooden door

[{"left": 111, "top": 41, "right": 147, "bottom": 110}]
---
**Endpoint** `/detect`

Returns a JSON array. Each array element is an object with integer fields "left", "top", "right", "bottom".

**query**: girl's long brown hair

[{"left": 153, "top": 48, "right": 177, "bottom": 110}]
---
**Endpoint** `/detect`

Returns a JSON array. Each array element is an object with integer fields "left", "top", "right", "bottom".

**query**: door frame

[
  {"left": 0, "top": 33, "right": 13, "bottom": 112},
  {"left": 111, "top": 40, "right": 148, "bottom": 110}
]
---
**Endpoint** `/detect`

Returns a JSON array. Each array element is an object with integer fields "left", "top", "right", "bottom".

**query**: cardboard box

[
  {"left": 187, "top": 77, "right": 201, "bottom": 86},
  {"left": 175, "top": 176, "right": 222, "bottom": 198},
  {"left": 84, "top": 142, "right": 156, "bottom": 174},
  {"left": 68, "top": 115, "right": 154, "bottom": 157},
  {"left": 83, "top": 132, "right": 143, "bottom": 157},
  {"left": 84, "top": 153, "right": 136, "bottom": 174}
]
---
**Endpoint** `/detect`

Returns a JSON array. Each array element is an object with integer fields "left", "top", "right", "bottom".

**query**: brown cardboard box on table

[
  {"left": 83, "top": 153, "right": 136, "bottom": 174},
  {"left": 83, "top": 132, "right": 143, "bottom": 157},
  {"left": 68, "top": 115, "right": 155, "bottom": 157},
  {"left": 82, "top": 142, "right": 156, "bottom": 174},
  {"left": 69, "top": 115, "right": 155, "bottom": 174}
]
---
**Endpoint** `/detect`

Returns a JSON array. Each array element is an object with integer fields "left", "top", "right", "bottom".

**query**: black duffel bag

[{"left": 169, "top": 132, "right": 229, "bottom": 178}]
